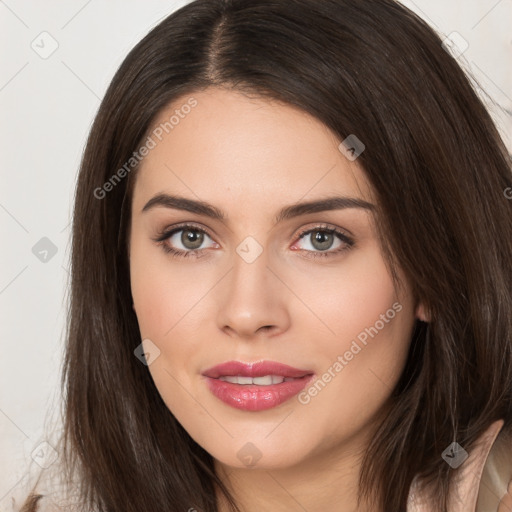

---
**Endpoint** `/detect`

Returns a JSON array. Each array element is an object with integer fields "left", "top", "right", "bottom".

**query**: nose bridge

[
  {"left": 216, "top": 239, "right": 290, "bottom": 337},
  {"left": 231, "top": 239, "right": 269, "bottom": 297},
  {"left": 229, "top": 240, "right": 273, "bottom": 311}
]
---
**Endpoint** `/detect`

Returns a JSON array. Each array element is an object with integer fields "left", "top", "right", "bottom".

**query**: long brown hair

[{"left": 25, "top": 0, "right": 512, "bottom": 510}]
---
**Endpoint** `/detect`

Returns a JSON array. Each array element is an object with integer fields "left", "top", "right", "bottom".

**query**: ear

[{"left": 415, "top": 302, "right": 430, "bottom": 322}]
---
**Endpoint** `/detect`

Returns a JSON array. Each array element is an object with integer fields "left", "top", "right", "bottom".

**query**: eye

[
  {"left": 154, "top": 223, "right": 218, "bottom": 259},
  {"left": 291, "top": 225, "right": 354, "bottom": 259}
]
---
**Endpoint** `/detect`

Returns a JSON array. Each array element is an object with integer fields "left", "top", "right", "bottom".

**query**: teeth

[
  {"left": 218, "top": 375, "right": 290, "bottom": 385},
  {"left": 220, "top": 376, "right": 240, "bottom": 384}
]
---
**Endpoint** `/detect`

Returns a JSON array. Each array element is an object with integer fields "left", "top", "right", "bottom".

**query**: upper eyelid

[
  {"left": 161, "top": 222, "right": 215, "bottom": 239},
  {"left": 296, "top": 223, "right": 353, "bottom": 238}
]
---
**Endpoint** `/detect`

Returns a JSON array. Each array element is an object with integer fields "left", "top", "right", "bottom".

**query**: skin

[{"left": 129, "top": 87, "right": 428, "bottom": 511}]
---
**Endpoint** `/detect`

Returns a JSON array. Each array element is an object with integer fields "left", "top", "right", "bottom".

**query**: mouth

[
  {"left": 217, "top": 375, "right": 298, "bottom": 384},
  {"left": 202, "top": 360, "right": 315, "bottom": 411}
]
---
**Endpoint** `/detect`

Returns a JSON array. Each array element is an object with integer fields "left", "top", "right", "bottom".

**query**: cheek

[
  {"left": 293, "top": 245, "right": 415, "bottom": 416},
  {"left": 293, "top": 243, "right": 406, "bottom": 347},
  {"left": 130, "top": 246, "right": 203, "bottom": 415},
  {"left": 129, "top": 235, "right": 216, "bottom": 394},
  {"left": 130, "top": 230, "right": 207, "bottom": 338}
]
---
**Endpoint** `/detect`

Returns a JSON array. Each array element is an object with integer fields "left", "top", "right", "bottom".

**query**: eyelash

[{"left": 153, "top": 222, "right": 355, "bottom": 260}]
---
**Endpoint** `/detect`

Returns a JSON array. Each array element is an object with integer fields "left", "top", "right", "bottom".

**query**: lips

[
  {"left": 202, "top": 360, "right": 315, "bottom": 411},
  {"left": 202, "top": 360, "right": 312, "bottom": 379}
]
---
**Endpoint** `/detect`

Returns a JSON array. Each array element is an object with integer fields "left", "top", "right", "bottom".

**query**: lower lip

[{"left": 204, "top": 375, "right": 314, "bottom": 411}]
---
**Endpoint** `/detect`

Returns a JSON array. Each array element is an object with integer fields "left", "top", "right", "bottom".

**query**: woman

[{"left": 13, "top": 0, "right": 512, "bottom": 510}]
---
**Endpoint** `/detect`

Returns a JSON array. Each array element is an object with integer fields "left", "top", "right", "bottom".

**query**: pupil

[
  {"left": 313, "top": 231, "right": 333, "bottom": 250},
  {"left": 182, "top": 230, "right": 203, "bottom": 249}
]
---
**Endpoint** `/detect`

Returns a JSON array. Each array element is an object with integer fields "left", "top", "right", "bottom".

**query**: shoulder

[
  {"left": 11, "top": 486, "right": 79, "bottom": 512},
  {"left": 10, "top": 480, "right": 63, "bottom": 512},
  {"left": 10, "top": 477, "right": 53, "bottom": 512},
  {"left": 9, "top": 460, "right": 82, "bottom": 512},
  {"left": 407, "top": 419, "right": 512, "bottom": 512},
  {"left": 477, "top": 421, "right": 512, "bottom": 511},
  {"left": 10, "top": 493, "right": 46, "bottom": 512}
]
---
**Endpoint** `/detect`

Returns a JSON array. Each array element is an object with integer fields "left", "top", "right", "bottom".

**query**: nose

[{"left": 216, "top": 246, "right": 291, "bottom": 340}]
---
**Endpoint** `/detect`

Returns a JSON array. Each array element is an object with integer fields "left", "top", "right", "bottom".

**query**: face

[{"left": 129, "top": 87, "right": 421, "bottom": 471}]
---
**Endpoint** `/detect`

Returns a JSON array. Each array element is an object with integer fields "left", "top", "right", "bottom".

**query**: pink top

[{"left": 407, "top": 419, "right": 512, "bottom": 511}]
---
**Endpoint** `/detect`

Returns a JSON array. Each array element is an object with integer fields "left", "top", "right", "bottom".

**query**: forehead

[{"left": 132, "top": 87, "right": 374, "bottom": 213}]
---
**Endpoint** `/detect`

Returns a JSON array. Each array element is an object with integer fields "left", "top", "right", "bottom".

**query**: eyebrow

[{"left": 141, "top": 193, "right": 375, "bottom": 224}]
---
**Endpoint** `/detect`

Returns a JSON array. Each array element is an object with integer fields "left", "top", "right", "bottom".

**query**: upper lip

[{"left": 202, "top": 360, "right": 313, "bottom": 379}]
